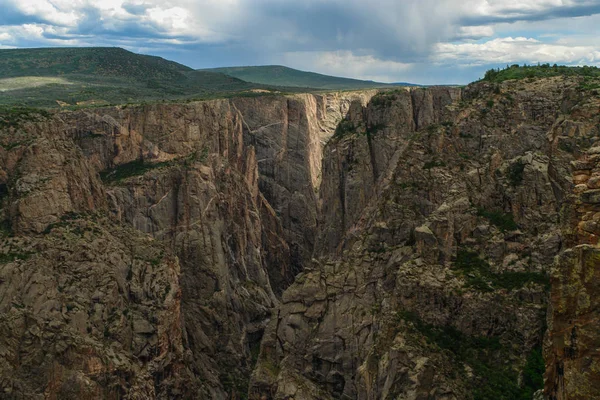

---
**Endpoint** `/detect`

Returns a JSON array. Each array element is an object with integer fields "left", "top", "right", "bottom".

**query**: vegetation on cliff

[
  {"left": 399, "top": 310, "right": 544, "bottom": 400},
  {"left": 0, "top": 106, "right": 50, "bottom": 129},
  {"left": 482, "top": 63, "right": 600, "bottom": 83}
]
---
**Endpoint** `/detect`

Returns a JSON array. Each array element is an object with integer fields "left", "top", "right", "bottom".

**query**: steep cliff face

[
  {"left": 316, "top": 88, "right": 461, "bottom": 256},
  {"left": 0, "top": 77, "right": 598, "bottom": 400},
  {"left": 232, "top": 92, "right": 377, "bottom": 287},
  {"left": 250, "top": 79, "right": 599, "bottom": 400},
  {"left": 0, "top": 91, "right": 374, "bottom": 399},
  {"left": 0, "top": 124, "right": 189, "bottom": 398},
  {"left": 545, "top": 93, "right": 600, "bottom": 400}
]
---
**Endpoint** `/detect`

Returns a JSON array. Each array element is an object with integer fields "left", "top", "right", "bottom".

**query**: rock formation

[
  {"left": 0, "top": 77, "right": 598, "bottom": 399},
  {"left": 0, "top": 91, "right": 375, "bottom": 398}
]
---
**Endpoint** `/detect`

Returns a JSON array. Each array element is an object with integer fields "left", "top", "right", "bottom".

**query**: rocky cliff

[
  {"left": 546, "top": 142, "right": 600, "bottom": 397},
  {"left": 249, "top": 78, "right": 599, "bottom": 399},
  {"left": 0, "top": 91, "right": 375, "bottom": 398},
  {"left": 0, "top": 77, "right": 598, "bottom": 399}
]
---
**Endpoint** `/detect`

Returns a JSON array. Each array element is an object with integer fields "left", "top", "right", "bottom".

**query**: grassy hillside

[
  {"left": 205, "top": 65, "right": 415, "bottom": 90},
  {"left": 0, "top": 47, "right": 192, "bottom": 80},
  {"left": 0, "top": 47, "right": 289, "bottom": 108}
]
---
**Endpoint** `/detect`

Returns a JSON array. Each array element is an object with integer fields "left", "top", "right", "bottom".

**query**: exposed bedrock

[{"left": 0, "top": 78, "right": 599, "bottom": 399}]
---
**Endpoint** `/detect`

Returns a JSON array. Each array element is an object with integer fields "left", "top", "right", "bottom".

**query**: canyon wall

[
  {"left": 0, "top": 91, "right": 375, "bottom": 398},
  {"left": 0, "top": 77, "right": 599, "bottom": 399},
  {"left": 250, "top": 78, "right": 599, "bottom": 399}
]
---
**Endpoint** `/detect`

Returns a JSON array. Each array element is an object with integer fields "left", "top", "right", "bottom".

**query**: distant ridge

[
  {"left": 204, "top": 65, "right": 419, "bottom": 90},
  {"left": 0, "top": 47, "right": 272, "bottom": 107},
  {"left": 0, "top": 47, "right": 192, "bottom": 80},
  {"left": 0, "top": 47, "right": 419, "bottom": 108}
]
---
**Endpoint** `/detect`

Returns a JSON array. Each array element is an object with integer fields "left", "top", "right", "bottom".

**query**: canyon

[{"left": 0, "top": 76, "right": 598, "bottom": 399}]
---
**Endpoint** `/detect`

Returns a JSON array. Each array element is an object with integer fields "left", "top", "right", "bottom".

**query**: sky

[{"left": 0, "top": 0, "right": 599, "bottom": 84}]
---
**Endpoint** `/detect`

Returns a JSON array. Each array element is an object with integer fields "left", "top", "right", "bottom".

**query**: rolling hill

[
  {"left": 0, "top": 47, "right": 277, "bottom": 108},
  {"left": 0, "top": 47, "right": 192, "bottom": 80},
  {"left": 204, "top": 65, "right": 419, "bottom": 90},
  {"left": 0, "top": 47, "right": 419, "bottom": 108}
]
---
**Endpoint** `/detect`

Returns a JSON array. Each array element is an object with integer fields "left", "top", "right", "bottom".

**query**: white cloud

[
  {"left": 433, "top": 36, "right": 600, "bottom": 66},
  {"left": 280, "top": 51, "right": 414, "bottom": 83},
  {"left": 457, "top": 26, "right": 495, "bottom": 39},
  {"left": 0, "top": 24, "right": 89, "bottom": 46},
  {"left": 5, "top": 0, "right": 241, "bottom": 42},
  {"left": 4, "top": 0, "right": 600, "bottom": 53},
  {"left": 10, "top": 0, "right": 81, "bottom": 26},
  {"left": 146, "top": 6, "right": 190, "bottom": 33},
  {"left": 0, "top": 31, "right": 16, "bottom": 48}
]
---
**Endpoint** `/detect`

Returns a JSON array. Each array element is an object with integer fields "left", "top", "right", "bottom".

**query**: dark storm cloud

[
  {"left": 2, "top": 0, "right": 600, "bottom": 83},
  {"left": 461, "top": 0, "right": 600, "bottom": 25},
  {"left": 211, "top": 0, "right": 455, "bottom": 63},
  {"left": 3, "top": 1, "right": 600, "bottom": 60}
]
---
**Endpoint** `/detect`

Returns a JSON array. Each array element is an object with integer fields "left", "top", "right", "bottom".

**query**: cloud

[
  {"left": 280, "top": 50, "right": 413, "bottom": 83},
  {"left": 1, "top": 0, "right": 600, "bottom": 83},
  {"left": 6, "top": 0, "right": 80, "bottom": 26},
  {"left": 3, "top": 0, "right": 600, "bottom": 56},
  {"left": 433, "top": 36, "right": 600, "bottom": 66},
  {"left": 456, "top": 26, "right": 496, "bottom": 40},
  {"left": 459, "top": 0, "right": 600, "bottom": 25}
]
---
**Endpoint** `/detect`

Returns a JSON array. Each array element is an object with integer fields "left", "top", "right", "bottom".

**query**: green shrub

[
  {"left": 100, "top": 159, "right": 172, "bottom": 183},
  {"left": 472, "top": 360, "right": 522, "bottom": 400},
  {"left": 370, "top": 91, "right": 401, "bottom": 107},
  {"left": 397, "top": 310, "right": 537, "bottom": 400},
  {"left": 507, "top": 161, "right": 526, "bottom": 186},
  {"left": 454, "top": 249, "right": 549, "bottom": 292},
  {"left": 558, "top": 140, "right": 575, "bottom": 153},
  {"left": 577, "top": 77, "right": 600, "bottom": 91},
  {"left": 477, "top": 208, "right": 518, "bottom": 232},
  {"left": 219, "top": 370, "right": 250, "bottom": 400},
  {"left": 521, "top": 347, "right": 544, "bottom": 396},
  {"left": 0, "top": 251, "right": 32, "bottom": 264},
  {"left": 398, "top": 310, "right": 501, "bottom": 356},
  {"left": 0, "top": 220, "right": 12, "bottom": 237},
  {"left": 423, "top": 159, "right": 446, "bottom": 169},
  {"left": 333, "top": 119, "right": 356, "bottom": 139},
  {"left": 366, "top": 123, "right": 385, "bottom": 137},
  {"left": 0, "top": 106, "right": 50, "bottom": 129},
  {"left": 454, "top": 249, "right": 495, "bottom": 292},
  {"left": 427, "top": 124, "right": 440, "bottom": 133}
]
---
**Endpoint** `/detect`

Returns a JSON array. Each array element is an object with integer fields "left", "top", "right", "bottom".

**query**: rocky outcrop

[
  {"left": 0, "top": 218, "right": 188, "bottom": 399},
  {"left": 0, "top": 91, "right": 374, "bottom": 399},
  {"left": 545, "top": 92, "right": 600, "bottom": 400},
  {"left": 232, "top": 92, "right": 377, "bottom": 286},
  {"left": 0, "top": 77, "right": 599, "bottom": 399},
  {"left": 316, "top": 87, "right": 460, "bottom": 256},
  {"left": 250, "top": 79, "right": 598, "bottom": 399}
]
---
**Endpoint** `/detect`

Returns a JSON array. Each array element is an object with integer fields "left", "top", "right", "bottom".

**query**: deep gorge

[{"left": 0, "top": 77, "right": 599, "bottom": 399}]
